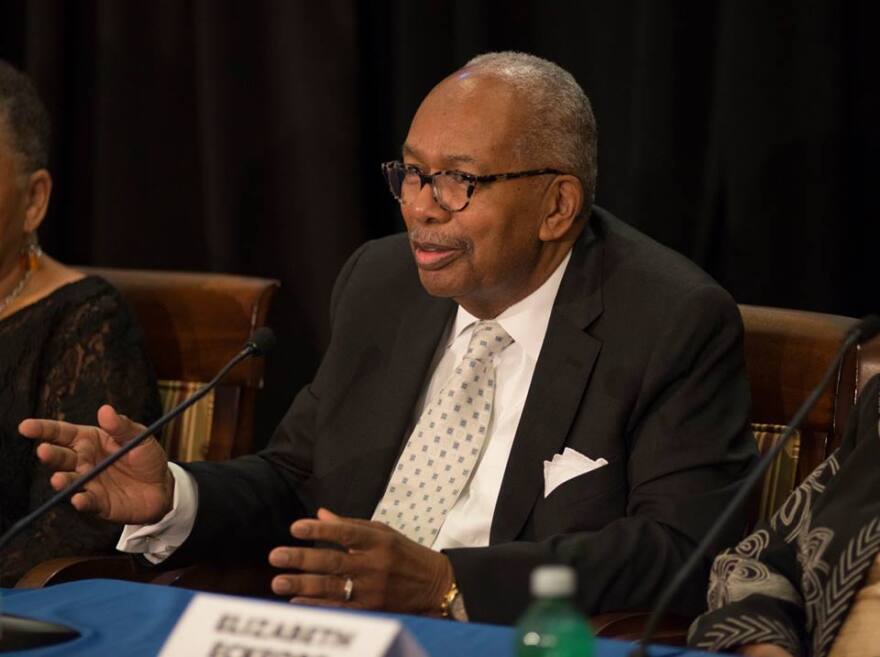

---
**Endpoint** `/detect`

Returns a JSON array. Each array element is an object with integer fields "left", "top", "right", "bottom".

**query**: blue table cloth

[{"left": 1, "top": 580, "right": 719, "bottom": 657}]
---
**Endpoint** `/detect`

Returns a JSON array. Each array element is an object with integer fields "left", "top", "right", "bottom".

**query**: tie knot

[{"left": 465, "top": 321, "right": 513, "bottom": 361}]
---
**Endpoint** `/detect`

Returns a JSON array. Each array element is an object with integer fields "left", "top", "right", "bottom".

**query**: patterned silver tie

[{"left": 372, "top": 320, "right": 514, "bottom": 546}]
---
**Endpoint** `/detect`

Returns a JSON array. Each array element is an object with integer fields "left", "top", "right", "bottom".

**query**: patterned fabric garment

[
  {"left": 827, "top": 551, "right": 880, "bottom": 657},
  {"left": 0, "top": 276, "right": 161, "bottom": 585},
  {"left": 688, "top": 374, "right": 880, "bottom": 657},
  {"left": 372, "top": 320, "right": 513, "bottom": 546}
]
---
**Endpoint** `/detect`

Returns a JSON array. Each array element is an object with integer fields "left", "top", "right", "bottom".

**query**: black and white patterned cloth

[{"left": 688, "top": 374, "right": 880, "bottom": 657}]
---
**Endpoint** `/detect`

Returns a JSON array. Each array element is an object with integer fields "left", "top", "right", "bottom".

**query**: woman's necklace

[{"left": 0, "top": 268, "right": 35, "bottom": 318}]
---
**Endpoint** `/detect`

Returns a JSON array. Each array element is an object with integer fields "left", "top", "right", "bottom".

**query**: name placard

[{"left": 158, "top": 593, "right": 428, "bottom": 657}]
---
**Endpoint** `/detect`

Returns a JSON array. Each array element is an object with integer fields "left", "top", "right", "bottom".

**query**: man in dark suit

[{"left": 22, "top": 52, "right": 756, "bottom": 624}]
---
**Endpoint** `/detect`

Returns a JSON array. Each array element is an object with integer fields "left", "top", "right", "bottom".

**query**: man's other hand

[
  {"left": 268, "top": 508, "right": 453, "bottom": 615},
  {"left": 19, "top": 404, "right": 174, "bottom": 525}
]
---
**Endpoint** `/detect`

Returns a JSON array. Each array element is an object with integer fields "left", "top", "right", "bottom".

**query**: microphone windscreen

[
  {"left": 852, "top": 315, "right": 880, "bottom": 343},
  {"left": 247, "top": 327, "right": 277, "bottom": 356}
]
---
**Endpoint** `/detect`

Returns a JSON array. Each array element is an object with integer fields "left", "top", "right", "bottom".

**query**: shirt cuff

[
  {"left": 116, "top": 462, "right": 198, "bottom": 564},
  {"left": 450, "top": 591, "right": 470, "bottom": 622}
]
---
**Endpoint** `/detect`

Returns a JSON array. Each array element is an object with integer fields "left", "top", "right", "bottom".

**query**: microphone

[
  {"left": 246, "top": 326, "right": 277, "bottom": 357},
  {"left": 849, "top": 314, "right": 880, "bottom": 343},
  {"left": 629, "top": 314, "right": 880, "bottom": 657}
]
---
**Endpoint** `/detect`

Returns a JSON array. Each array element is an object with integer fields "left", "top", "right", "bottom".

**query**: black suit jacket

[{"left": 181, "top": 207, "right": 757, "bottom": 624}]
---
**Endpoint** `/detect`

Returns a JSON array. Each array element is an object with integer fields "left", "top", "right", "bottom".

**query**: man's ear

[
  {"left": 538, "top": 174, "right": 583, "bottom": 242},
  {"left": 23, "top": 168, "right": 52, "bottom": 232}
]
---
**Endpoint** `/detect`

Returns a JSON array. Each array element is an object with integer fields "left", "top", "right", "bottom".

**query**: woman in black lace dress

[{"left": 0, "top": 61, "right": 161, "bottom": 584}]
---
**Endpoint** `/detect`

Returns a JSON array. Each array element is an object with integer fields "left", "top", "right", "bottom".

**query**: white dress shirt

[{"left": 118, "top": 250, "right": 571, "bottom": 560}]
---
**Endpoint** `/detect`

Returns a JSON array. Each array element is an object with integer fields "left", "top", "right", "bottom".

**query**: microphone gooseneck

[
  {"left": 629, "top": 314, "right": 878, "bottom": 657},
  {"left": 0, "top": 327, "right": 276, "bottom": 556}
]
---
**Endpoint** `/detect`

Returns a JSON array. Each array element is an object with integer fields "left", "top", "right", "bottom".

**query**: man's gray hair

[
  {"left": 0, "top": 60, "right": 50, "bottom": 173},
  {"left": 465, "top": 51, "right": 597, "bottom": 208}
]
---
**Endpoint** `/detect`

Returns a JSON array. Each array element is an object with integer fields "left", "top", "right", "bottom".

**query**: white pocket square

[{"left": 543, "top": 447, "right": 608, "bottom": 498}]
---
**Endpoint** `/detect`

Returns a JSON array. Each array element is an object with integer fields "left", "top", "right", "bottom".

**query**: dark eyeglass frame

[{"left": 381, "top": 160, "right": 565, "bottom": 212}]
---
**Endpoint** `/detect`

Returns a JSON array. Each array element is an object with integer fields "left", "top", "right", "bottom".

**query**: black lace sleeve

[{"left": 0, "top": 280, "right": 161, "bottom": 585}]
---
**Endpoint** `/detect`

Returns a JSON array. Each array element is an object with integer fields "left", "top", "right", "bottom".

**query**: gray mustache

[{"left": 408, "top": 229, "right": 471, "bottom": 251}]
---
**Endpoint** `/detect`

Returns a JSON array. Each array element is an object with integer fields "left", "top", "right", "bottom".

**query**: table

[{"left": 1, "top": 580, "right": 718, "bottom": 657}]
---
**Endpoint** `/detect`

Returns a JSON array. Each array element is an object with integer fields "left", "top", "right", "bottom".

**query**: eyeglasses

[{"left": 381, "top": 161, "right": 564, "bottom": 213}]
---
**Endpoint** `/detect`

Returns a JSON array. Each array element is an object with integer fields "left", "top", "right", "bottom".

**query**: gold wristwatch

[{"left": 439, "top": 581, "right": 467, "bottom": 621}]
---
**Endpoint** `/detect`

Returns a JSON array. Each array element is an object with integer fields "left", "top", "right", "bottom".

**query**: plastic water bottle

[{"left": 515, "top": 565, "right": 594, "bottom": 657}]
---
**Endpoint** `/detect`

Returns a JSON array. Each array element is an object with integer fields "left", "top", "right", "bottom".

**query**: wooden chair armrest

[
  {"left": 150, "top": 559, "right": 278, "bottom": 599},
  {"left": 16, "top": 555, "right": 279, "bottom": 602},
  {"left": 589, "top": 609, "right": 692, "bottom": 646},
  {"left": 15, "top": 555, "right": 155, "bottom": 588}
]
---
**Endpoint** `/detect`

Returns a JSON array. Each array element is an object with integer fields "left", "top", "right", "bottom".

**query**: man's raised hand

[{"left": 19, "top": 404, "right": 174, "bottom": 525}]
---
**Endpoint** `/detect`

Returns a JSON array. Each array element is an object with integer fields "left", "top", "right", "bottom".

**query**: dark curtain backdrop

[{"left": 1, "top": 1, "right": 877, "bottom": 445}]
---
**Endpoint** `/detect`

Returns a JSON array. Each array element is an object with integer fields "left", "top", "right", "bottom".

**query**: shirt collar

[{"left": 448, "top": 250, "right": 573, "bottom": 361}]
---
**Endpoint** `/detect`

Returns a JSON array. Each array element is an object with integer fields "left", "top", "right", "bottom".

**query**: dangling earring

[
  {"left": 20, "top": 232, "right": 43, "bottom": 272},
  {"left": 1, "top": 233, "right": 43, "bottom": 317}
]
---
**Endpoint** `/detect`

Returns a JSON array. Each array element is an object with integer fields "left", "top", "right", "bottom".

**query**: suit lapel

[
  {"left": 490, "top": 228, "right": 605, "bottom": 543},
  {"left": 346, "top": 288, "right": 455, "bottom": 519},
  {"left": 385, "top": 291, "right": 457, "bottom": 453}
]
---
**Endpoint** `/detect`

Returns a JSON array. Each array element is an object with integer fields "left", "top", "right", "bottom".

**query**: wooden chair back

[
  {"left": 82, "top": 267, "right": 279, "bottom": 459},
  {"left": 740, "top": 305, "right": 880, "bottom": 523}
]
